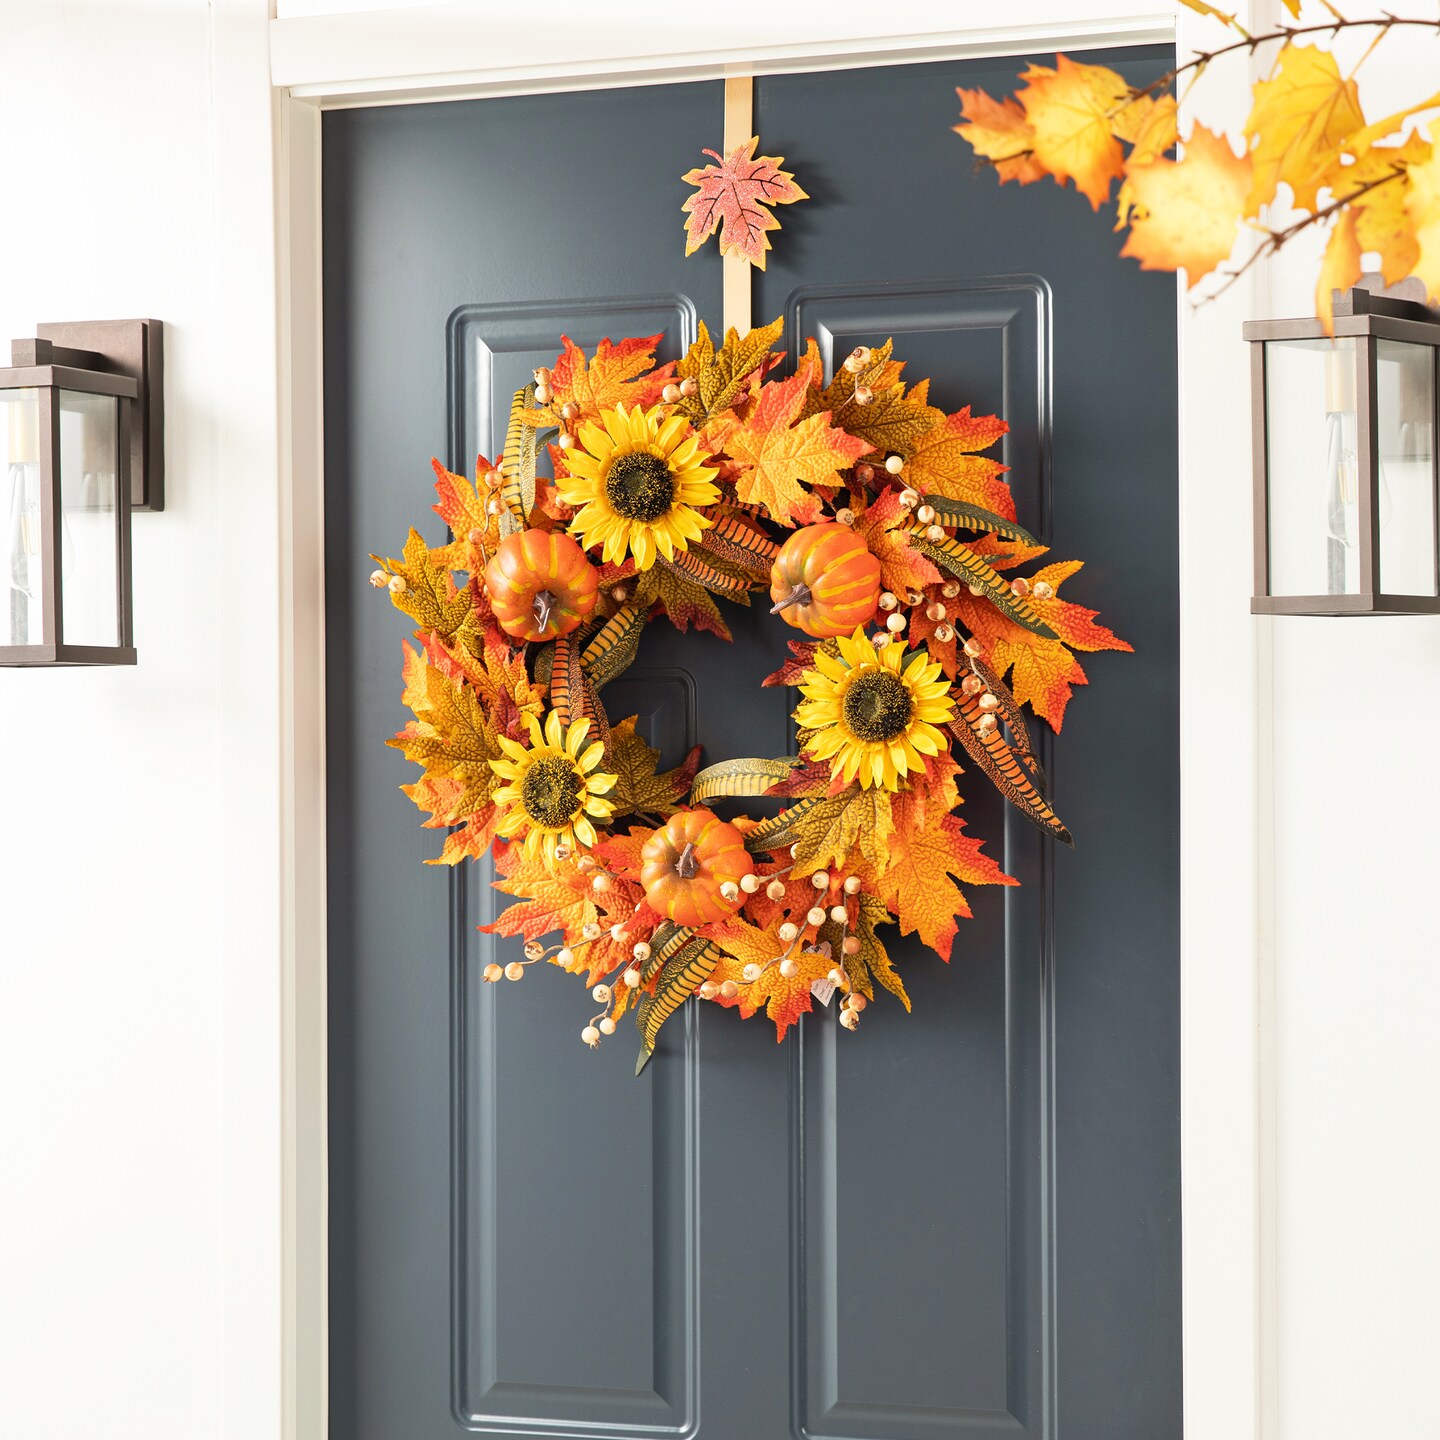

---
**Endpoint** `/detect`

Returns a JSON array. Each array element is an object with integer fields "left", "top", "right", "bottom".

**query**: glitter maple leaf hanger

[{"left": 681, "top": 136, "right": 808, "bottom": 270}]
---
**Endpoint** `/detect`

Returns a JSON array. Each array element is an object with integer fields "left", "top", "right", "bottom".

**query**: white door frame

[{"left": 262, "top": 7, "right": 1268, "bottom": 1437}]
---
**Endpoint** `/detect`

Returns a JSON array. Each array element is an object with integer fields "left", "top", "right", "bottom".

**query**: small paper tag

[{"left": 810, "top": 978, "right": 836, "bottom": 1007}]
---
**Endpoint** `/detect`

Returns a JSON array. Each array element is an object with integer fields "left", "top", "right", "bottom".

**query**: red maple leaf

[{"left": 681, "top": 136, "right": 808, "bottom": 269}]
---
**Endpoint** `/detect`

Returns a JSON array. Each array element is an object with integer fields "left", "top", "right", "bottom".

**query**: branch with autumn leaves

[{"left": 954, "top": 3, "right": 1440, "bottom": 325}]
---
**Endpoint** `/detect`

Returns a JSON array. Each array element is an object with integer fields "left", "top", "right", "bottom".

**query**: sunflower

[
  {"left": 490, "top": 712, "right": 618, "bottom": 863},
  {"left": 794, "top": 629, "right": 955, "bottom": 791},
  {"left": 556, "top": 403, "right": 720, "bottom": 568}
]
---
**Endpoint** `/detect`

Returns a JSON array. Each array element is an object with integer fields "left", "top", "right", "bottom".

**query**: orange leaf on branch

[
  {"left": 710, "top": 941, "right": 835, "bottom": 1041},
  {"left": 1015, "top": 55, "right": 1134, "bottom": 210},
  {"left": 953, "top": 87, "right": 1047, "bottom": 185}
]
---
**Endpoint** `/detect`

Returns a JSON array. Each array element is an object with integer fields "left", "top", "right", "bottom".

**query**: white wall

[
  {"left": 1, "top": 4, "right": 1438, "bottom": 1440},
  {"left": 0, "top": 3, "right": 278, "bottom": 1439},
  {"left": 1241, "top": 6, "right": 1440, "bottom": 1435}
]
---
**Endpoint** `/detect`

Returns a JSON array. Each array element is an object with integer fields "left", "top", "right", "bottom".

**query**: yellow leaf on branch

[
  {"left": 1316, "top": 209, "right": 1364, "bottom": 330},
  {"left": 1407, "top": 144, "right": 1440, "bottom": 306},
  {"left": 1243, "top": 43, "right": 1364, "bottom": 214},
  {"left": 1120, "top": 125, "right": 1252, "bottom": 285}
]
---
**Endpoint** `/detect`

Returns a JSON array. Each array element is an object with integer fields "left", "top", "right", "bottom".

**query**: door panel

[{"left": 325, "top": 48, "right": 1178, "bottom": 1440}]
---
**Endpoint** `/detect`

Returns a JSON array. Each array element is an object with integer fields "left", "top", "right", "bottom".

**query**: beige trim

[{"left": 721, "top": 76, "right": 754, "bottom": 339}]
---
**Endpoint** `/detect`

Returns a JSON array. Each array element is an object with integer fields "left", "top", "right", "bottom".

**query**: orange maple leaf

[
  {"left": 681, "top": 137, "right": 808, "bottom": 269},
  {"left": 950, "top": 560, "right": 1131, "bottom": 729},
  {"left": 902, "top": 406, "right": 1014, "bottom": 519},
  {"left": 1016, "top": 55, "right": 1134, "bottom": 210},
  {"left": 878, "top": 790, "right": 1015, "bottom": 962},
  {"left": 850, "top": 487, "right": 941, "bottom": 596},
  {"left": 481, "top": 842, "right": 646, "bottom": 987},
  {"left": 428, "top": 455, "right": 503, "bottom": 572},
  {"left": 713, "top": 941, "right": 834, "bottom": 1041},
  {"left": 1120, "top": 125, "right": 1252, "bottom": 286},
  {"left": 527, "top": 334, "right": 675, "bottom": 430},
  {"left": 954, "top": 87, "right": 1047, "bottom": 184},
  {"left": 701, "top": 362, "right": 866, "bottom": 526}
]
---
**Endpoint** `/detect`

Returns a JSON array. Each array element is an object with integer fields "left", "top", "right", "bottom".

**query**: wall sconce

[
  {"left": 1248, "top": 279, "right": 1439, "bottom": 616},
  {"left": 0, "top": 320, "right": 162, "bottom": 665}
]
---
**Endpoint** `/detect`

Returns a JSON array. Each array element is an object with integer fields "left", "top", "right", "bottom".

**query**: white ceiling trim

[{"left": 271, "top": 2, "right": 1175, "bottom": 106}]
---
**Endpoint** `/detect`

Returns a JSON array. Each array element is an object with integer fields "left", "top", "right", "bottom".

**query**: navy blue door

[{"left": 325, "top": 48, "right": 1179, "bottom": 1440}]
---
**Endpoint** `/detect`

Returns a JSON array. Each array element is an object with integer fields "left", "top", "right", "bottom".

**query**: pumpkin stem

[
  {"left": 532, "top": 589, "right": 558, "bottom": 631},
  {"left": 674, "top": 841, "right": 698, "bottom": 879},
  {"left": 769, "top": 583, "right": 811, "bottom": 615}
]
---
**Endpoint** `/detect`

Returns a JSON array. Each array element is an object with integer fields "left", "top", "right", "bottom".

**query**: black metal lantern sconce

[
  {"left": 1248, "top": 279, "right": 1440, "bottom": 616},
  {"left": 1, "top": 320, "right": 162, "bottom": 665}
]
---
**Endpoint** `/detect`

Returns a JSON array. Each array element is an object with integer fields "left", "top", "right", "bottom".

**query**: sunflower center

[
  {"left": 520, "top": 754, "right": 584, "bottom": 828},
  {"left": 842, "top": 668, "right": 914, "bottom": 743},
  {"left": 605, "top": 451, "right": 675, "bottom": 522}
]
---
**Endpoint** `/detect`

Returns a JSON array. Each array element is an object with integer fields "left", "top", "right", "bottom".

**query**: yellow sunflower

[
  {"left": 490, "top": 712, "right": 618, "bottom": 863},
  {"left": 794, "top": 629, "right": 955, "bottom": 791},
  {"left": 556, "top": 403, "right": 719, "bottom": 568}
]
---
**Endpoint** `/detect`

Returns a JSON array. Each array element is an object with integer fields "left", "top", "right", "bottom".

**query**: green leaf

[
  {"left": 909, "top": 529, "right": 1058, "bottom": 639},
  {"left": 635, "top": 938, "right": 720, "bottom": 1074},
  {"left": 674, "top": 316, "right": 785, "bottom": 427},
  {"left": 922, "top": 496, "right": 1039, "bottom": 546}
]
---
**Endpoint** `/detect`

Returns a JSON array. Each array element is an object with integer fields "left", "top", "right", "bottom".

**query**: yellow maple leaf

[
  {"left": 954, "top": 86, "right": 1046, "bottom": 184},
  {"left": 1243, "top": 43, "right": 1364, "bottom": 214},
  {"left": 602, "top": 715, "right": 701, "bottom": 820},
  {"left": 1016, "top": 55, "right": 1134, "bottom": 210},
  {"left": 700, "top": 360, "right": 866, "bottom": 526},
  {"left": 1408, "top": 143, "right": 1440, "bottom": 305},
  {"left": 1115, "top": 94, "right": 1179, "bottom": 227},
  {"left": 786, "top": 783, "right": 894, "bottom": 877},
  {"left": 721, "top": 943, "right": 834, "bottom": 1041},
  {"left": 706, "top": 915, "right": 780, "bottom": 968},
  {"left": 1120, "top": 124, "right": 1252, "bottom": 285},
  {"left": 1316, "top": 209, "right": 1363, "bottom": 332}
]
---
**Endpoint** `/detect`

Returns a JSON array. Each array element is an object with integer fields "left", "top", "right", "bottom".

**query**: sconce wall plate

[
  {"left": 1, "top": 320, "right": 163, "bottom": 666},
  {"left": 38, "top": 319, "right": 163, "bottom": 512},
  {"left": 1247, "top": 281, "right": 1440, "bottom": 617}
]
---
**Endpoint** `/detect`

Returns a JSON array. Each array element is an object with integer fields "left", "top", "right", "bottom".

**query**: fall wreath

[{"left": 373, "top": 319, "right": 1128, "bottom": 1071}]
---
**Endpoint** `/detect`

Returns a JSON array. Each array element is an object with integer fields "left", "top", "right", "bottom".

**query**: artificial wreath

[{"left": 373, "top": 318, "right": 1128, "bottom": 1071}]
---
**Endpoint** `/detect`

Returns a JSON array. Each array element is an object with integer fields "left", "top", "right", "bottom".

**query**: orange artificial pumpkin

[
  {"left": 640, "top": 809, "right": 754, "bottom": 927},
  {"left": 485, "top": 528, "right": 599, "bottom": 642},
  {"left": 768, "top": 521, "right": 881, "bottom": 638}
]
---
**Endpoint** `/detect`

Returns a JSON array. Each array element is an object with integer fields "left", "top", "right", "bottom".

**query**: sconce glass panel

[
  {"left": 1375, "top": 340, "right": 1437, "bottom": 597},
  {"left": 1264, "top": 337, "right": 1359, "bottom": 598},
  {"left": 3, "top": 387, "right": 43, "bottom": 646},
  {"left": 58, "top": 389, "right": 121, "bottom": 647}
]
